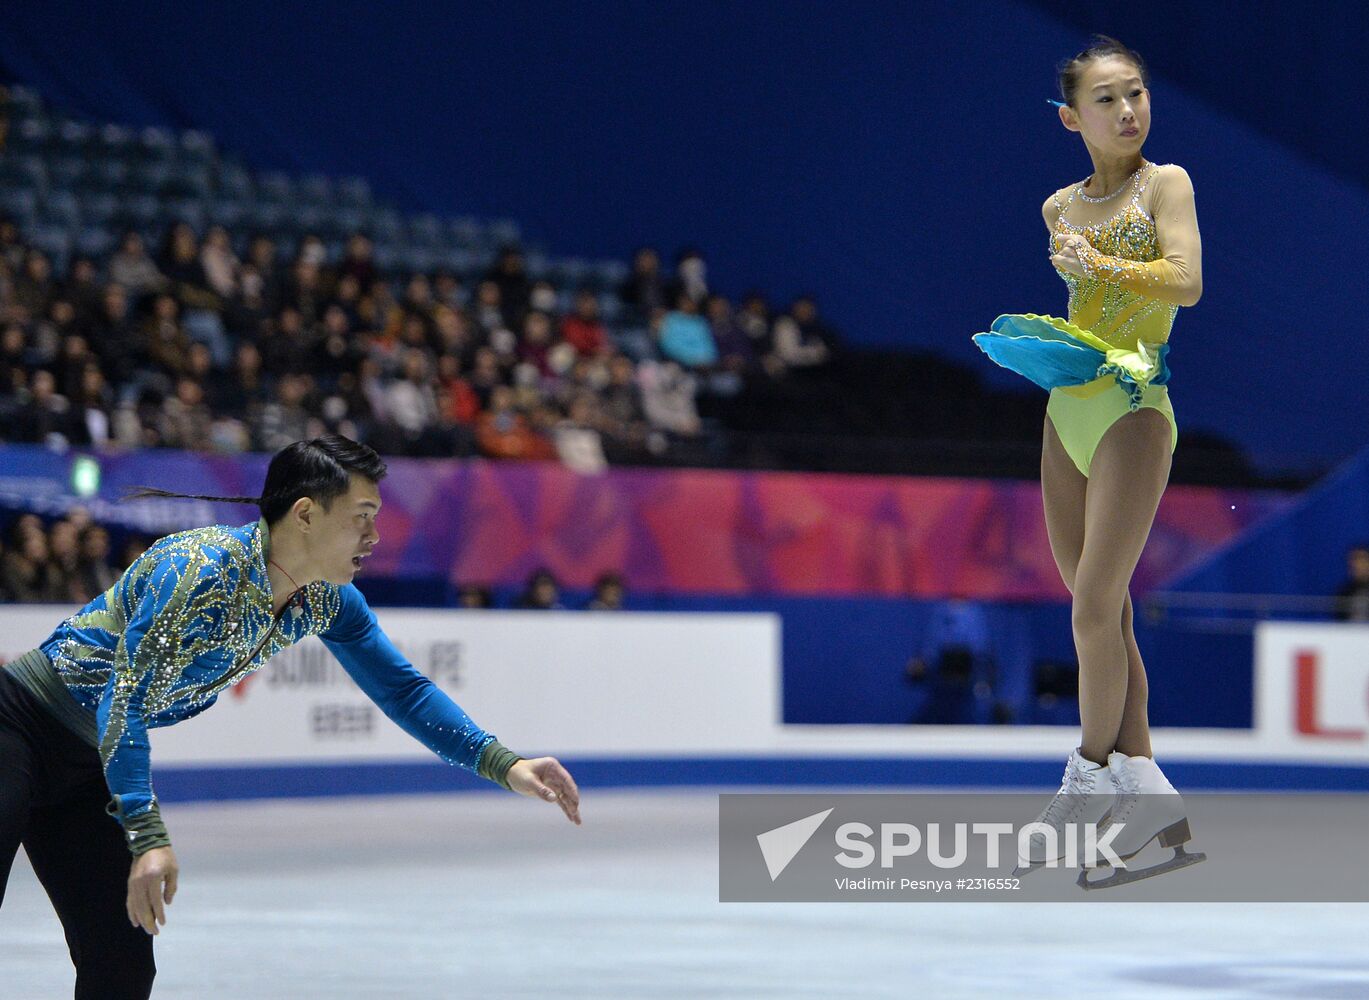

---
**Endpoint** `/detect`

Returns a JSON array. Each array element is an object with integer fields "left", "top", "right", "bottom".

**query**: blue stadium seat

[
  {"left": 129, "top": 161, "right": 174, "bottom": 195},
  {"left": 137, "top": 126, "right": 178, "bottom": 162},
  {"left": 161, "top": 199, "right": 206, "bottom": 231},
  {"left": 208, "top": 200, "right": 248, "bottom": 229},
  {"left": 298, "top": 174, "right": 334, "bottom": 206},
  {"left": 96, "top": 123, "right": 136, "bottom": 160},
  {"left": 214, "top": 163, "right": 254, "bottom": 202},
  {"left": 367, "top": 207, "right": 403, "bottom": 243},
  {"left": 164, "top": 164, "right": 213, "bottom": 198},
  {"left": 400, "top": 246, "right": 437, "bottom": 273},
  {"left": 372, "top": 243, "right": 400, "bottom": 271},
  {"left": 487, "top": 218, "right": 521, "bottom": 247},
  {"left": 9, "top": 118, "right": 55, "bottom": 156},
  {"left": 80, "top": 159, "right": 130, "bottom": 194},
  {"left": 0, "top": 154, "right": 47, "bottom": 193},
  {"left": 55, "top": 119, "right": 95, "bottom": 152},
  {"left": 446, "top": 217, "right": 481, "bottom": 248},
  {"left": 249, "top": 203, "right": 287, "bottom": 231},
  {"left": 549, "top": 257, "right": 588, "bottom": 288},
  {"left": 335, "top": 176, "right": 372, "bottom": 209},
  {"left": 523, "top": 250, "right": 549, "bottom": 281},
  {"left": 0, "top": 188, "right": 39, "bottom": 227},
  {"left": 79, "top": 193, "right": 120, "bottom": 226},
  {"left": 26, "top": 224, "right": 72, "bottom": 262},
  {"left": 39, "top": 189, "right": 82, "bottom": 228},
  {"left": 74, "top": 226, "right": 116, "bottom": 258},
  {"left": 112, "top": 194, "right": 161, "bottom": 230},
  {"left": 406, "top": 214, "right": 442, "bottom": 248},
  {"left": 6, "top": 85, "right": 44, "bottom": 117},
  {"left": 48, "top": 155, "right": 88, "bottom": 190},
  {"left": 178, "top": 130, "right": 216, "bottom": 165},
  {"left": 255, "top": 171, "right": 295, "bottom": 206}
]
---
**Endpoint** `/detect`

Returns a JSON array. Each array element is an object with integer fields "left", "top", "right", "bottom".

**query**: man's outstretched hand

[
  {"left": 127, "top": 845, "right": 178, "bottom": 935},
  {"left": 508, "top": 757, "right": 581, "bottom": 825}
]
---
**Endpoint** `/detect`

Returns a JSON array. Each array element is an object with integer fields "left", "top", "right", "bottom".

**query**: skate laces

[{"left": 1037, "top": 758, "right": 1096, "bottom": 827}]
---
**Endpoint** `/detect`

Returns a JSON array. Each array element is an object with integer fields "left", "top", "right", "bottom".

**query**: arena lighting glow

[{"left": 70, "top": 455, "right": 101, "bottom": 498}]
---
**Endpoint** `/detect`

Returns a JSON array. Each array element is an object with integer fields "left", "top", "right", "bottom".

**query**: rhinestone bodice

[{"left": 1052, "top": 163, "right": 1179, "bottom": 350}]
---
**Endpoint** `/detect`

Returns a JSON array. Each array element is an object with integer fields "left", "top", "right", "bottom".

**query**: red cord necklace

[{"left": 268, "top": 558, "right": 304, "bottom": 616}]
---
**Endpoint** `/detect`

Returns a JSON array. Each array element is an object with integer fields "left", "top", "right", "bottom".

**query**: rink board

[{"left": 2, "top": 608, "right": 1367, "bottom": 794}]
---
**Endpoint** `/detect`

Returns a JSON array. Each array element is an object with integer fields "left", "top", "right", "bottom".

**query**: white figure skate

[
  {"left": 1076, "top": 752, "right": 1207, "bottom": 890},
  {"left": 1012, "top": 748, "right": 1117, "bottom": 876}
]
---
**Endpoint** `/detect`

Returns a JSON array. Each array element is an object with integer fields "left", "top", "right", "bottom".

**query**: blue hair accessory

[{"left": 1047, "top": 99, "right": 1067, "bottom": 108}]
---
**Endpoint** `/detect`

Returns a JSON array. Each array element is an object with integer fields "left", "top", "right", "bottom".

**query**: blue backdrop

[{"left": 1, "top": 1, "right": 1363, "bottom": 475}]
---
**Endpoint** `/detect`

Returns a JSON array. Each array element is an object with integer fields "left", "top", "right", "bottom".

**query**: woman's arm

[{"left": 1060, "top": 165, "right": 1203, "bottom": 307}]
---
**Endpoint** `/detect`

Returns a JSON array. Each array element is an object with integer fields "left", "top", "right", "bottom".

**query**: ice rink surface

[{"left": 4, "top": 789, "right": 1368, "bottom": 999}]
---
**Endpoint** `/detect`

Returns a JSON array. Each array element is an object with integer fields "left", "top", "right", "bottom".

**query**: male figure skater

[{"left": 1, "top": 435, "right": 581, "bottom": 998}]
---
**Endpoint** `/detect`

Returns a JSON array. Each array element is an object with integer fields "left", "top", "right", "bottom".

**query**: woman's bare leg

[{"left": 1072, "top": 409, "right": 1172, "bottom": 764}]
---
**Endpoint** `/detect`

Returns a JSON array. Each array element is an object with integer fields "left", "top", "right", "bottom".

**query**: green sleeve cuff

[
  {"left": 477, "top": 740, "right": 523, "bottom": 791},
  {"left": 107, "top": 799, "right": 172, "bottom": 857}
]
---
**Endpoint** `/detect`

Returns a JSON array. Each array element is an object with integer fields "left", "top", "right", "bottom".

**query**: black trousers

[{"left": 0, "top": 669, "right": 156, "bottom": 999}]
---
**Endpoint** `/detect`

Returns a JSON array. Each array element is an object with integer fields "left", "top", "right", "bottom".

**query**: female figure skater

[
  {"left": 973, "top": 36, "right": 1204, "bottom": 887},
  {"left": 0, "top": 435, "right": 581, "bottom": 997}
]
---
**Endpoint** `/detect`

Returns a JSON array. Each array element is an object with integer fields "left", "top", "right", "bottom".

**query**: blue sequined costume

[{"left": 11, "top": 518, "right": 507, "bottom": 854}]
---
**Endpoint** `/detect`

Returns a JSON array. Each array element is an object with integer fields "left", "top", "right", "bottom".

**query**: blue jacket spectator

[{"left": 657, "top": 295, "right": 718, "bottom": 368}]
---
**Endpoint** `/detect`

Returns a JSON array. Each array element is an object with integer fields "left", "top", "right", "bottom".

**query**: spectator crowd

[
  {"left": 0, "top": 213, "right": 840, "bottom": 473},
  {"left": 0, "top": 509, "right": 140, "bottom": 604}
]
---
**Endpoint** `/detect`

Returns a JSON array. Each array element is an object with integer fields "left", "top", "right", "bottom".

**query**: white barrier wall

[
  {"left": 3, "top": 606, "right": 1368, "bottom": 768},
  {"left": 1255, "top": 621, "right": 1369, "bottom": 759},
  {"left": 0, "top": 606, "right": 781, "bottom": 764}
]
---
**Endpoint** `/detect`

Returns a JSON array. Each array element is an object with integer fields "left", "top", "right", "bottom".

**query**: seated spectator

[
  {"left": 108, "top": 231, "right": 166, "bottom": 302},
  {"left": 63, "top": 256, "right": 105, "bottom": 331},
  {"left": 254, "top": 373, "right": 313, "bottom": 451},
  {"left": 119, "top": 534, "right": 152, "bottom": 568},
  {"left": 487, "top": 247, "right": 531, "bottom": 328},
  {"left": 638, "top": 360, "right": 701, "bottom": 437},
  {"left": 90, "top": 283, "right": 140, "bottom": 386},
  {"left": 1336, "top": 544, "right": 1369, "bottom": 622},
  {"left": 71, "top": 361, "right": 114, "bottom": 446},
  {"left": 159, "top": 376, "right": 215, "bottom": 452},
  {"left": 668, "top": 247, "right": 709, "bottom": 306},
  {"left": 737, "top": 292, "right": 774, "bottom": 357},
  {"left": 657, "top": 294, "right": 718, "bottom": 369},
  {"left": 475, "top": 385, "right": 555, "bottom": 460},
  {"left": 47, "top": 518, "right": 86, "bottom": 603},
  {"left": 560, "top": 290, "right": 610, "bottom": 357},
  {"left": 12, "top": 369, "right": 79, "bottom": 446},
  {"left": 78, "top": 524, "right": 119, "bottom": 597},
  {"left": 200, "top": 225, "right": 240, "bottom": 298},
  {"left": 11, "top": 250, "right": 56, "bottom": 321},
  {"left": 618, "top": 246, "right": 667, "bottom": 320},
  {"left": 258, "top": 306, "right": 314, "bottom": 376},
  {"left": 160, "top": 222, "right": 220, "bottom": 312},
  {"left": 518, "top": 310, "right": 557, "bottom": 377},
  {"left": 516, "top": 568, "right": 563, "bottom": 610},
  {"left": 768, "top": 295, "right": 836, "bottom": 374},
  {"left": 470, "top": 279, "right": 507, "bottom": 340},
  {"left": 0, "top": 322, "right": 29, "bottom": 393},
  {"left": 436, "top": 354, "right": 481, "bottom": 427},
  {"left": 386, "top": 349, "right": 442, "bottom": 448},
  {"left": 456, "top": 583, "right": 493, "bottom": 609},
  {"left": 339, "top": 233, "right": 377, "bottom": 293},
  {"left": 246, "top": 235, "right": 283, "bottom": 313},
  {"left": 589, "top": 572, "right": 626, "bottom": 611},
  {"left": 140, "top": 293, "right": 192, "bottom": 378},
  {"left": 554, "top": 393, "right": 609, "bottom": 475},
  {"left": 0, "top": 523, "right": 63, "bottom": 602},
  {"left": 528, "top": 280, "right": 559, "bottom": 316},
  {"left": 705, "top": 295, "right": 754, "bottom": 371}
]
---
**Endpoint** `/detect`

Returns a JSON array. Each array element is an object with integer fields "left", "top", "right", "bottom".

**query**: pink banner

[{"left": 0, "top": 446, "right": 1293, "bottom": 600}]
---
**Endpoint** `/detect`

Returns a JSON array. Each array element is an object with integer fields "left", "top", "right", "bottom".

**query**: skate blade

[{"left": 1076, "top": 845, "right": 1207, "bottom": 891}]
